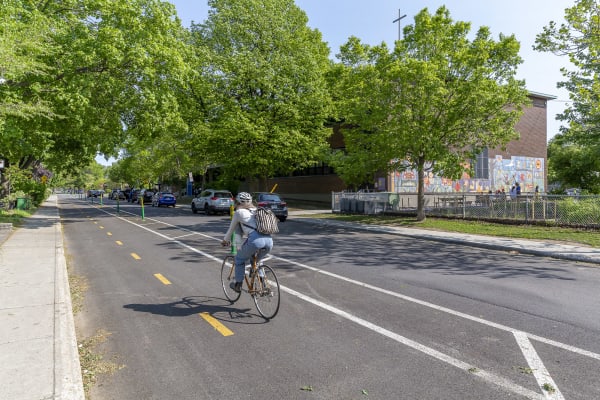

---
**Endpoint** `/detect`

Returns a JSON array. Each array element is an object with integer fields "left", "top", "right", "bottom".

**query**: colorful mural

[{"left": 389, "top": 156, "right": 544, "bottom": 193}]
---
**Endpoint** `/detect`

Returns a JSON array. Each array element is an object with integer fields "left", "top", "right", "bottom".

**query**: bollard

[
  {"left": 140, "top": 197, "right": 145, "bottom": 220},
  {"left": 230, "top": 232, "right": 237, "bottom": 255}
]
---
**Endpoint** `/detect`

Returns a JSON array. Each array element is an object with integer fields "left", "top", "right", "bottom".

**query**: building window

[{"left": 475, "top": 148, "right": 489, "bottom": 179}]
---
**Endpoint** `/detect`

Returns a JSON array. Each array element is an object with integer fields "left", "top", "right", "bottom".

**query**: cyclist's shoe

[{"left": 229, "top": 281, "right": 242, "bottom": 293}]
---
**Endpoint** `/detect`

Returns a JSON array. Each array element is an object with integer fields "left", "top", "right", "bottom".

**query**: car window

[
  {"left": 259, "top": 194, "right": 281, "bottom": 202},
  {"left": 200, "top": 191, "right": 210, "bottom": 197},
  {"left": 214, "top": 192, "right": 232, "bottom": 198}
]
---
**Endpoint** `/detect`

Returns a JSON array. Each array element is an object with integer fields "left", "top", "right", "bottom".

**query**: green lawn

[
  {"left": 0, "top": 209, "right": 31, "bottom": 226},
  {"left": 303, "top": 213, "right": 600, "bottom": 248}
]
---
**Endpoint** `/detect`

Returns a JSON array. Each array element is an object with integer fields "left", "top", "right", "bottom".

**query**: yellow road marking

[
  {"left": 93, "top": 221, "right": 98, "bottom": 224},
  {"left": 115, "top": 241, "right": 123, "bottom": 246},
  {"left": 99, "top": 226, "right": 104, "bottom": 229},
  {"left": 154, "top": 273, "right": 171, "bottom": 285},
  {"left": 131, "top": 253, "right": 141, "bottom": 260},
  {"left": 200, "top": 312, "right": 234, "bottom": 337},
  {"left": 107, "top": 232, "right": 112, "bottom": 236}
]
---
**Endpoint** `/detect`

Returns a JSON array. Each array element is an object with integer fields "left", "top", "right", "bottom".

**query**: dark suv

[
  {"left": 139, "top": 189, "right": 155, "bottom": 205},
  {"left": 253, "top": 192, "right": 288, "bottom": 222}
]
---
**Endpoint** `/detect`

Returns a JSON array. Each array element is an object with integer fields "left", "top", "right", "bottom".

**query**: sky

[{"left": 97, "top": 0, "right": 575, "bottom": 165}]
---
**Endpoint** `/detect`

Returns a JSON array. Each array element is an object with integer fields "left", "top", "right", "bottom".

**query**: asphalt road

[{"left": 60, "top": 195, "right": 600, "bottom": 400}]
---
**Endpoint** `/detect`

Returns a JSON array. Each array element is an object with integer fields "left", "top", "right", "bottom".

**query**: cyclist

[{"left": 221, "top": 192, "right": 273, "bottom": 293}]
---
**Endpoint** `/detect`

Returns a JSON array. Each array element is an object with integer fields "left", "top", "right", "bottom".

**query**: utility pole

[{"left": 392, "top": 9, "right": 407, "bottom": 40}]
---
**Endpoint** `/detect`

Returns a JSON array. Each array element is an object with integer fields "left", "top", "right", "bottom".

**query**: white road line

[
  {"left": 274, "top": 255, "right": 600, "bottom": 362},
  {"left": 283, "top": 285, "right": 543, "bottom": 400},
  {"left": 514, "top": 331, "right": 565, "bottom": 400}
]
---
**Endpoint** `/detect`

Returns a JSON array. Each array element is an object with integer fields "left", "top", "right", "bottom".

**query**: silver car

[{"left": 191, "top": 189, "right": 234, "bottom": 215}]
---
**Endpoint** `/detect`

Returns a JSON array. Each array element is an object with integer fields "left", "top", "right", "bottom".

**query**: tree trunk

[{"left": 416, "top": 157, "right": 426, "bottom": 222}]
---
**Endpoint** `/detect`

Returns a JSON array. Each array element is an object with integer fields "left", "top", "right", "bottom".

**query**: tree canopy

[
  {"left": 535, "top": 0, "right": 600, "bottom": 192},
  {"left": 0, "top": 0, "right": 190, "bottom": 195},
  {"left": 190, "top": 0, "right": 333, "bottom": 187},
  {"left": 329, "top": 6, "right": 530, "bottom": 220}
]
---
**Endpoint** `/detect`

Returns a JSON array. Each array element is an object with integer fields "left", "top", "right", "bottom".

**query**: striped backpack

[{"left": 252, "top": 207, "right": 279, "bottom": 235}]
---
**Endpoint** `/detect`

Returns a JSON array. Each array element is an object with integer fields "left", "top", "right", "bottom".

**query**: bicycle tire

[
  {"left": 251, "top": 264, "right": 280, "bottom": 319},
  {"left": 221, "top": 255, "right": 241, "bottom": 302}
]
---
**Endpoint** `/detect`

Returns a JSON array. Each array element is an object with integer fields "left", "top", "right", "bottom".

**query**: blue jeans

[{"left": 234, "top": 231, "right": 273, "bottom": 283}]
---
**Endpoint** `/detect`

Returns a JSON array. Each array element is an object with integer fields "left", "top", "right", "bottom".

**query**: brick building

[{"left": 248, "top": 91, "right": 555, "bottom": 203}]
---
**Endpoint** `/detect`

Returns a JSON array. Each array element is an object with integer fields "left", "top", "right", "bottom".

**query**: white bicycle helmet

[{"left": 236, "top": 192, "right": 252, "bottom": 204}]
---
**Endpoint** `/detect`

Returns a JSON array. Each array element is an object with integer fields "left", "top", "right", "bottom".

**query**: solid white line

[
  {"left": 514, "top": 331, "right": 565, "bottom": 400},
  {"left": 282, "top": 285, "right": 543, "bottom": 399},
  {"left": 274, "top": 255, "right": 600, "bottom": 361}
]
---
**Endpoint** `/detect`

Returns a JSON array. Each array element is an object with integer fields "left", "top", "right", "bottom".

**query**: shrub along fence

[{"left": 332, "top": 192, "right": 600, "bottom": 228}]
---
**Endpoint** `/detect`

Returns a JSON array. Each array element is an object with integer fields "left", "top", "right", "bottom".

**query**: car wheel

[
  {"left": 192, "top": 203, "right": 198, "bottom": 214},
  {"left": 279, "top": 217, "right": 287, "bottom": 222},
  {"left": 204, "top": 203, "right": 212, "bottom": 215}
]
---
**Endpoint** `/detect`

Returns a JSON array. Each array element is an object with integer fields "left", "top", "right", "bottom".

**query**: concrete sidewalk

[
  {"left": 0, "top": 200, "right": 598, "bottom": 400},
  {"left": 0, "top": 195, "right": 84, "bottom": 400}
]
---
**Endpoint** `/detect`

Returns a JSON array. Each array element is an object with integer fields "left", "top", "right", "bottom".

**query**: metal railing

[{"left": 332, "top": 191, "right": 600, "bottom": 227}]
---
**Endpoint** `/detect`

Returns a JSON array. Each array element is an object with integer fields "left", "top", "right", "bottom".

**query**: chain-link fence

[{"left": 332, "top": 191, "right": 600, "bottom": 227}]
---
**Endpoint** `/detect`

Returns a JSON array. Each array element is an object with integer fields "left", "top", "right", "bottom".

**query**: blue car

[{"left": 151, "top": 192, "right": 176, "bottom": 207}]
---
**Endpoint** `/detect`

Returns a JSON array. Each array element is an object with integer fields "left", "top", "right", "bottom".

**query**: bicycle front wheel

[
  {"left": 251, "top": 265, "right": 280, "bottom": 319},
  {"left": 221, "top": 255, "right": 241, "bottom": 302}
]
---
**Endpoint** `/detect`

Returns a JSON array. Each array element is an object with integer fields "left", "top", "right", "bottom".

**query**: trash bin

[
  {"left": 356, "top": 200, "right": 365, "bottom": 214},
  {"left": 340, "top": 198, "right": 349, "bottom": 213},
  {"left": 16, "top": 198, "right": 30, "bottom": 210},
  {"left": 349, "top": 199, "right": 357, "bottom": 213}
]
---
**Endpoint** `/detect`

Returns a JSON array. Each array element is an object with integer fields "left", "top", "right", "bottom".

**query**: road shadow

[{"left": 123, "top": 295, "right": 269, "bottom": 324}]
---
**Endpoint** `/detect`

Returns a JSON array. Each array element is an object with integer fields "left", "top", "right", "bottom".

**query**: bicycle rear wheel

[
  {"left": 221, "top": 255, "right": 241, "bottom": 302},
  {"left": 251, "top": 265, "right": 280, "bottom": 319}
]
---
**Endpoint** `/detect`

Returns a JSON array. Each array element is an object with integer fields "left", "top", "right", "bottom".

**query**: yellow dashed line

[
  {"left": 99, "top": 226, "right": 104, "bottom": 229},
  {"left": 115, "top": 241, "right": 123, "bottom": 245},
  {"left": 200, "top": 312, "right": 234, "bottom": 337},
  {"left": 131, "top": 253, "right": 141, "bottom": 260},
  {"left": 107, "top": 232, "right": 112, "bottom": 236},
  {"left": 154, "top": 273, "right": 172, "bottom": 285}
]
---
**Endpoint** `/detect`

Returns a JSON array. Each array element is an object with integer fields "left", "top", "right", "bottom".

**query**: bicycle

[{"left": 220, "top": 250, "right": 281, "bottom": 319}]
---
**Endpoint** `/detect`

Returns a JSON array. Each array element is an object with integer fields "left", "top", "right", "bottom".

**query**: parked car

[
  {"left": 253, "top": 192, "right": 288, "bottom": 222},
  {"left": 110, "top": 189, "right": 126, "bottom": 200},
  {"left": 191, "top": 189, "right": 234, "bottom": 215},
  {"left": 87, "top": 189, "right": 104, "bottom": 198},
  {"left": 139, "top": 189, "right": 155, "bottom": 204},
  {"left": 152, "top": 192, "right": 177, "bottom": 207}
]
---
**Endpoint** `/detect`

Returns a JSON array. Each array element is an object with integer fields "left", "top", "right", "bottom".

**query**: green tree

[
  {"left": 330, "top": 7, "right": 530, "bottom": 221},
  {"left": 0, "top": 0, "right": 190, "bottom": 196},
  {"left": 535, "top": 0, "right": 600, "bottom": 190},
  {"left": 547, "top": 136, "right": 600, "bottom": 193},
  {"left": 191, "top": 0, "right": 333, "bottom": 188}
]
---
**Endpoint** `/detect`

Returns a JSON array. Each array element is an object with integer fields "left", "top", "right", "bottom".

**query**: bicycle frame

[{"left": 221, "top": 250, "right": 280, "bottom": 319}]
